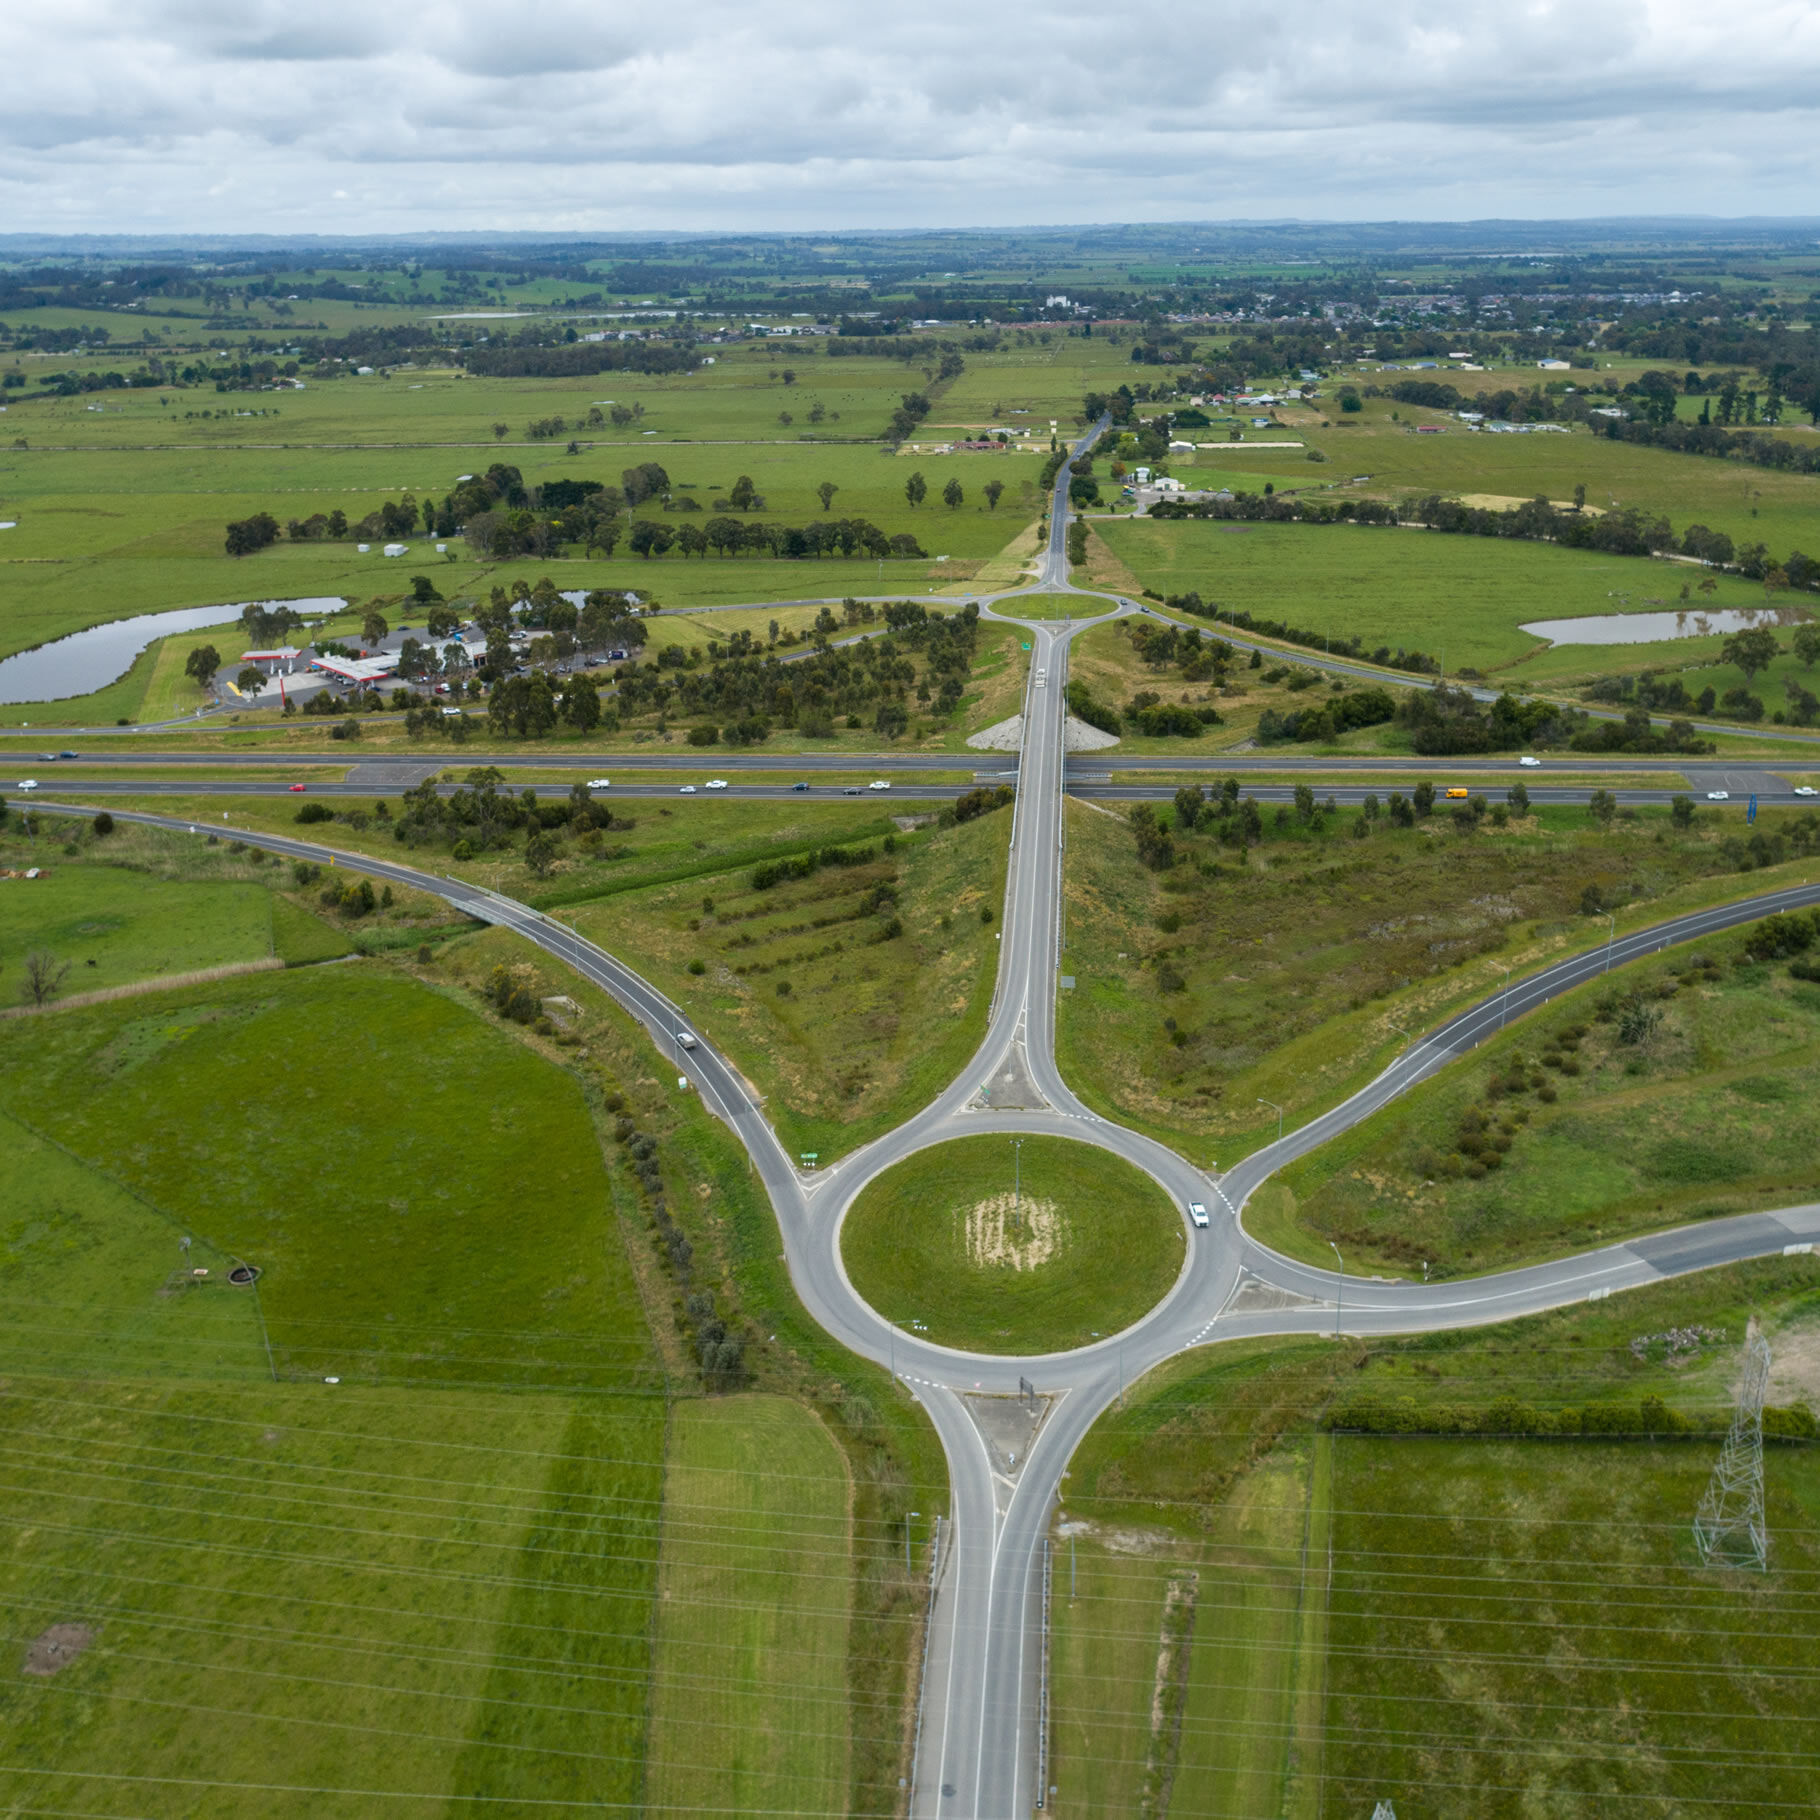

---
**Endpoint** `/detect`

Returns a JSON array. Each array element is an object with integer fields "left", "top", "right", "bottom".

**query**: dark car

[
  {"left": 58, "top": 750, "right": 78, "bottom": 759},
  {"left": 792, "top": 781, "right": 810, "bottom": 792}
]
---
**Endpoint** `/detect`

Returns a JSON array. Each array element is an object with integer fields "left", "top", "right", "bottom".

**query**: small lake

[
  {"left": 0, "top": 598, "right": 343, "bottom": 706},
  {"left": 1521, "top": 605, "right": 1811, "bottom": 647}
]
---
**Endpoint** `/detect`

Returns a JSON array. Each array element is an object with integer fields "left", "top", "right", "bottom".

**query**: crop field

[
  {"left": 1093, "top": 516, "right": 1816, "bottom": 694},
  {"left": 840, "top": 1134, "right": 1185, "bottom": 1351},
  {"left": 1264, "top": 896, "right": 1820, "bottom": 1276},
  {"left": 1056, "top": 790, "right": 1820, "bottom": 1159},
  {"left": 1050, "top": 1259, "right": 1820, "bottom": 1819},
  {"left": 564, "top": 795, "right": 1014, "bottom": 1158}
]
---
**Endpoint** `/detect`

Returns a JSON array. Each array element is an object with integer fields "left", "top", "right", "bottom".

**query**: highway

[{"left": 24, "top": 417, "right": 1820, "bottom": 1818}]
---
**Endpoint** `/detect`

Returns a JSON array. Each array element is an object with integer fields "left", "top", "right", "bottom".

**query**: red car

[{"left": 288, "top": 783, "right": 307, "bottom": 793}]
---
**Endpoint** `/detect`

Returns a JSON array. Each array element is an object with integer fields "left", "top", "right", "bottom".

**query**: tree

[
  {"left": 1588, "top": 788, "right": 1618, "bottom": 828},
  {"left": 728, "top": 475, "right": 760, "bottom": 511},
  {"left": 426, "top": 603, "right": 460, "bottom": 639},
  {"left": 185, "top": 644, "right": 222, "bottom": 689},
  {"left": 1721, "top": 625, "right": 1780, "bottom": 682},
  {"left": 816, "top": 481, "right": 838, "bottom": 512},
  {"left": 22, "top": 950, "right": 69, "bottom": 1008},
  {"left": 560, "top": 677, "right": 602, "bottom": 732},
  {"left": 236, "top": 666, "right": 266, "bottom": 701},
  {"left": 492, "top": 422, "right": 508, "bottom": 440},
  {"left": 407, "top": 574, "right": 442, "bottom": 604},
  {"left": 983, "top": 480, "right": 1004, "bottom": 511},
  {"left": 1506, "top": 780, "right": 1530, "bottom": 817},
  {"left": 1413, "top": 780, "right": 1435, "bottom": 816},
  {"left": 524, "top": 830, "right": 560, "bottom": 878},
  {"left": 904, "top": 471, "right": 927, "bottom": 509},
  {"left": 1172, "top": 784, "right": 1204, "bottom": 831},
  {"left": 362, "top": 608, "right": 389, "bottom": 645},
  {"left": 224, "top": 512, "right": 279, "bottom": 557},
  {"left": 1671, "top": 793, "right": 1696, "bottom": 828},
  {"left": 1793, "top": 623, "right": 1820, "bottom": 671},
  {"left": 942, "top": 477, "right": 964, "bottom": 510}
]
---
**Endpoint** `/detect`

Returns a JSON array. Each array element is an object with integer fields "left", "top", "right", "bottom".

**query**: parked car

[
  {"left": 288, "top": 783, "right": 307, "bottom": 793},
  {"left": 1188, "top": 1201, "right": 1209, "bottom": 1229},
  {"left": 587, "top": 777, "right": 611, "bottom": 788},
  {"left": 1707, "top": 790, "right": 1730, "bottom": 801},
  {"left": 1519, "top": 755, "right": 1541, "bottom": 767}
]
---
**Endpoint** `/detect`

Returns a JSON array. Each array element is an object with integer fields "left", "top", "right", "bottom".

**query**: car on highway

[
  {"left": 705, "top": 779, "right": 728, "bottom": 790},
  {"left": 16, "top": 779, "right": 39, "bottom": 790},
  {"left": 792, "top": 781, "right": 810, "bottom": 792},
  {"left": 676, "top": 1029, "right": 697, "bottom": 1051},
  {"left": 587, "top": 777, "right": 611, "bottom": 788},
  {"left": 1035, "top": 669, "right": 1047, "bottom": 683},
  {"left": 58, "top": 750, "right": 77, "bottom": 760},
  {"left": 288, "top": 783, "right": 307, "bottom": 793},
  {"left": 843, "top": 785, "right": 863, "bottom": 795},
  {"left": 1188, "top": 1201, "right": 1209, "bottom": 1229},
  {"left": 1445, "top": 786, "right": 1470, "bottom": 799},
  {"left": 1707, "top": 789, "right": 1730, "bottom": 801},
  {"left": 868, "top": 780, "right": 892, "bottom": 791},
  {"left": 678, "top": 784, "right": 697, "bottom": 794},
  {"left": 1796, "top": 786, "right": 1817, "bottom": 797},
  {"left": 1519, "top": 755, "right": 1541, "bottom": 767}
]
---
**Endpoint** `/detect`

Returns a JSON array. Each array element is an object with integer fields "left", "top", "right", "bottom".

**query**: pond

[
  {"left": 1521, "top": 605, "right": 1811, "bottom": 647},
  {"left": 0, "top": 598, "right": 343, "bottom": 706}
]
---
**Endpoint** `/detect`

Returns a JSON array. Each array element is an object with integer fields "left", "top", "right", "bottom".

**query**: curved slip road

[{"left": 26, "top": 416, "right": 1820, "bottom": 1817}]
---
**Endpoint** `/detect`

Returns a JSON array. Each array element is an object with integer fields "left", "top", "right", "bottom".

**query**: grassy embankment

[
  {"left": 1049, "top": 1257, "right": 1820, "bottom": 1820},
  {"left": 1057, "top": 790, "right": 1820, "bottom": 1162},
  {"left": 840, "top": 1135, "right": 1184, "bottom": 1353}
]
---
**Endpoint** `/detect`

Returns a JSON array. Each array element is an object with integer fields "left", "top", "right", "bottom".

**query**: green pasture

[
  {"left": 840, "top": 1135, "right": 1185, "bottom": 1353},
  {"left": 1094, "top": 516, "right": 1811, "bottom": 687},
  {"left": 0, "top": 1376, "right": 666, "bottom": 1820},
  {"left": 1052, "top": 1259, "right": 1820, "bottom": 1819},
  {"left": 0, "top": 962, "right": 657, "bottom": 1389},
  {"left": 1056, "top": 791, "right": 1820, "bottom": 1160},
  {"left": 646, "top": 1397, "right": 852, "bottom": 1817},
  {"left": 565, "top": 798, "right": 1012, "bottom": 1159},
  {"left": 0, "top": 862, "right": 273, "bottom": 997},
  {"left": 1263, "top": 908, "right": 1820, "bottom": 1276}
]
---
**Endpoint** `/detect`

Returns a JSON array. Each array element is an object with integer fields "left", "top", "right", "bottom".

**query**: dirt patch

[
  {"left": 964, "top": 1193, "right": 1062, "bottom": 1271},
  {"left": 23, "top": 1623, "right": 95, "bottom": 1678},
  {"left": 1767, "top": 1317, "right": 1820, "bottom": 1406}
]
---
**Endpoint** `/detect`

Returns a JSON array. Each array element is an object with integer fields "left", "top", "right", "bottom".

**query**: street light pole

[
  {"left": 1011, "top": 1136, "right": 1024, "bottom": 1231},
  {"left": 1499, "top": 963, "right": 1512, "bottom": 1028},
  {"left": 1257, "top": 1097, "right": 1283, "bottom": 1145},
  {"left": 905, "top": 1512, "right": 920, "bottom": 1574},
  {"left": 1604, "top": 911, "right": 1617, "bottom": 972},
  {"left": 1330, "top": 1241, "right": 1344, "bottom": 1339}
]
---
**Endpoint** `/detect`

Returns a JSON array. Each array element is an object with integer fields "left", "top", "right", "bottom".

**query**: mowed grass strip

[
  {"left": 840, "top": 1135, "right": 1185, "bottom": 1353},
  {"left": 646, "top": 1397, "right": 852, "bottom": 1819},
  {"left": 0, "top": 964, "right": 656, "bottom": 1390},
  {"left": 0, "top": 1378, "right": 665, "bottom": 1818}
]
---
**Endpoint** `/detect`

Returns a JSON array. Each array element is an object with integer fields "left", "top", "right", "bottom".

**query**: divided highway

[{"left": 23, "top": 419, "right": 1820, "bottom": 1818}]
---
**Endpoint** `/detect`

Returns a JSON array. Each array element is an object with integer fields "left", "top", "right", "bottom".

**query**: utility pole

[
  {"left": 905, "top": 1512, "right": 921, "bottom": 1574},
  {"left": 1257, "top": 1097, "right": 1283, "bottom": 1145},
  {"left": 1330, "top": 1241, "right": 1344, "bottom": 1339}
]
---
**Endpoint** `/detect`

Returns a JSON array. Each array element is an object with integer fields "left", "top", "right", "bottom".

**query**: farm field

[
  {"left": 1050, "top": 1259, "right": 1820, "bottom": 1819},
  {"left": 1093, "top": 515, "right": 1818, "bottom": 696},
  {"left": 1055, "top": 791, "right": 1820, "bottom": 1160},
  {"left": 840, "top": 1134, "right": 1185, "bottom": 1351}
]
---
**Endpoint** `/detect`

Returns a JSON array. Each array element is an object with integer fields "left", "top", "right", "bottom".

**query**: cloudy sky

[{"left": 4, "top": 0, "right": 1818, "bottom": 233}]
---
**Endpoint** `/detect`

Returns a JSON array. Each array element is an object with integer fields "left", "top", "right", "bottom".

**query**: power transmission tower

[
  {"left": 1370, "top": 1803, "right": 1397, "bottom": 1820},
  {"left": 1694, "top": 1331, "right": 1771, "bottom": 1571}
]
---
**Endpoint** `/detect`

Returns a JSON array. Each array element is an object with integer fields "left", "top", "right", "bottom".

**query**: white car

[
  {"left": 1706, "top": 790, "right": 1729, "bottom": 801},
  {"left": 678, "top": 784, "right": 697, "bottom": 795},
  {"left": 16, "top": 778, "right": 38, "bottom": 790},
  {"left": 1188, "top": 1201, "right": 1210, "bottom": 1229},
  {"left": 1519, "top": 755, "right": 1541, "bottom": 768},
  {"left": 705, "top": 779, "right": 729, "bottom": 790},
  {"left": 1795, "top": 785, "right": 1817, "bottom": 797},
  {"left": 587, "top": 777, "right": 611, "bottom": 789},
  {"left": 868, "top": 780, "right": 892, "bottom": 791}
]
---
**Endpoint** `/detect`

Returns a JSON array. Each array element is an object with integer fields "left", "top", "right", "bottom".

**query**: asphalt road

[{"left": 25, "top": 416, "right": 1820, "bottom": 1817}]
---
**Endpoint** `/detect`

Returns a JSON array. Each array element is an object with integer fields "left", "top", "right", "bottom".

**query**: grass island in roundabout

[{"left": 839, "top": 1134, "right": 1185, "bottom": 1354}]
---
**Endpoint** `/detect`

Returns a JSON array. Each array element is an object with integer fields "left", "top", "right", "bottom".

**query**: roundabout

[{"left": 839, "top": 1134, "right": 1184, "bottom": 1354}]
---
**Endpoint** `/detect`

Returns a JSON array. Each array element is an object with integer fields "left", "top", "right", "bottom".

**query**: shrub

[
  {"left": 91, "top": 811, "right": 115, "bottom": 836},
  {"left": 294, "top": 801, "right": 334, "bottom": 824}
]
